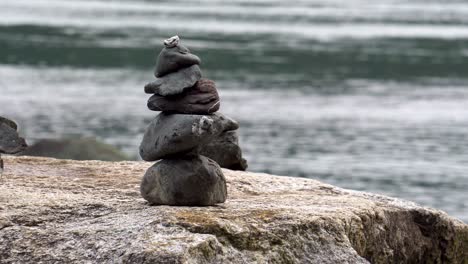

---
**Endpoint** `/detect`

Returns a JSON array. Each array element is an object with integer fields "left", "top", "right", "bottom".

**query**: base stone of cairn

[
  {"left": 140, "top": 36, "right": 247, "bottom": 206},
  {"left": 141, "top": 155, "right": 227, "bottom": 206}
]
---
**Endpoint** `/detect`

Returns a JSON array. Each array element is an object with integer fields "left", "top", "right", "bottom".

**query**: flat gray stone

[
  {"left": 140, "top": 155, "right": 227, "bottom": 206},
  {"left": 155, "top": 44, "right": 201, "bottom": 78},
  {"left": 0, "top": 117, "right": 27, "bottom": 154},
  {"left": 139, "top": 112, "right": 239, "bottom": 161},
  {"left": 200, "top": 131, "right": 248, "bottom": 171},
  {"left": 144, "top": 65, "right": 202, "bottom": 96},
  {"left": 147, "top": 78, "right": 220, "bottom": 114}
]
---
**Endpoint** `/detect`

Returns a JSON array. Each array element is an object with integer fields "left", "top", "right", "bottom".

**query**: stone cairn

[
  {"left": 0, "top": 116, "right": 28, "bottom": 180},
  {"left": 139, "top": 36, "right": 247, "bottom": 206}
]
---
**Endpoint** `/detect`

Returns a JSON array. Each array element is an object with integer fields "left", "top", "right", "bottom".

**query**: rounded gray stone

[
  {"left": 140, "top": 155, "right": 227, "bottom": 206},
  {"left": 145, "top": 64, "right": 202, "bottom": 97},
  {"left": 0, "top": 116, "right": 18, "bottom": 130},
  {"left": 139, "top": 112, "right": 239, "bottom": 161},
  {"left": 0, "top": 117, "right": 27, "bottom": 154},
  {"left": 155, "top": 44, "right": 201, "bottom": 78}
]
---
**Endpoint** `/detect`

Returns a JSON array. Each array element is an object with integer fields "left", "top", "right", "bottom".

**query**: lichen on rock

[{"left": 0, "top": 156, "right": 467, "bottom": 263}]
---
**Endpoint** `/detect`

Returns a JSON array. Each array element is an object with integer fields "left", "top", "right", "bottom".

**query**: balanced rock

[
  {"left": 201, "top": 131, "right": 248, "bottom": 171},
  {"left": 144, "top": 64, "right": 202, "bottom": 96},
  {"left": 139, "top": 36, "right": 247, "bottom": 207},
  {"left": 141, "top": 155, "right": 227, "bottom": 206},
  {"left": 0, "top": 117, "right": 27, "bottom": 154},
  {"left": 147, "top": 78, "right": 220, "bottom": 114},
  {"left": 0, "top": 116, "right": 18, "bottom": 130},
  {"left": 139, "top": 112, "right": 239, "bottom": 161},
  {"left": 155, "top": 38, "right": 201, "bottom": 78}
]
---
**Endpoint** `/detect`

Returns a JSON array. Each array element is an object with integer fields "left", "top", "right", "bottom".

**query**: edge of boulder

[{"left": 0, "top": 156, "right": 467, "bottom": 263}]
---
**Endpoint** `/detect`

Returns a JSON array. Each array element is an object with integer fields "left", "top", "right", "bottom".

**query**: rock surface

[
  {"left": 139, "top": 112, "right": 239, "bottom": 161},
  {"left": 147, "top": 78, "right": 221, "bottom": 114},
  {"left": 1, "top": 156, "right": 467, "bottom": 263},
  {"left": 200, "top": 131, "right": 248, "bottom": 170},
  {"left": 141, "top": 155, "right": 227, "bottom": 206},
  {"left": 145, "top": 64, "right": 202, "bottom": 96}
]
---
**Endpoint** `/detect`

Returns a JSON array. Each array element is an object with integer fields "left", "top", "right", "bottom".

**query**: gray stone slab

[{"left": 147, "top": 78, "right": 220, "bottom": 114}]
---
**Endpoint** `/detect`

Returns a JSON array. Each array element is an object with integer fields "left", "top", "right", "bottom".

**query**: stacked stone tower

[{"left": 140, "top": 36, "right": 247, "bottom": 206}]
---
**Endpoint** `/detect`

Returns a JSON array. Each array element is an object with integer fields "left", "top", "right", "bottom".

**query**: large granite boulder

[
  {"left": 1, "top": 156, "right": 467, "bottom": 263},
  {"left": 141, "top": 155, "right": 227, "bottom": 206},
  {"left": 139, "top": 112, "right": 239, "bottom": 161}
]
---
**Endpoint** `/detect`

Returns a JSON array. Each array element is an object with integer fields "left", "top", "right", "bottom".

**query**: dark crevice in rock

[{"left": 0, "top": 224, "right": 13, "bottom": 231}]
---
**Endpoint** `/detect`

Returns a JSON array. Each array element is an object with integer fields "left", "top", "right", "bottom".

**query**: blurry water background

[{"left": 0, "top": 0, "right": 467, "bottom": 221}]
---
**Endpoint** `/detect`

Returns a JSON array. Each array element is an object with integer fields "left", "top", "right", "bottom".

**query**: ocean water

[{"left": 0, "top": 0, "right": 467, "bottom": 222}]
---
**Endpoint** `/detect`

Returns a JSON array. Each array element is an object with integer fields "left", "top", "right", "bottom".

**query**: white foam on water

[
  {"left": 6, "top": 0, "right": 468, "bottom": 13},
  {"left": 2, "top": 0, "right": 468, "bottom": 41},
  {"left": 4, "top": 12, "right": 468, "bottom": 41},
  {"left": 3, "top": 64, "right": 468, "bottom": 137}
]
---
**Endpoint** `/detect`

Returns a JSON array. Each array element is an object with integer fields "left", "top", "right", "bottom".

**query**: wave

[{"left": 3, "top": 0, "right": 468, "bottom": 40}]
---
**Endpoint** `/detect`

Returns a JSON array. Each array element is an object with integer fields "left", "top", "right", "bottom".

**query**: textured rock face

[
  {"left": 141, "top": 155, "right": 227, "bottom": 206},
  {"left": 1, "top": 156, "right": 467, "bottom": 264},
  {"left": 139, "top": 112, "right": 239, "bottom": 161}
]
